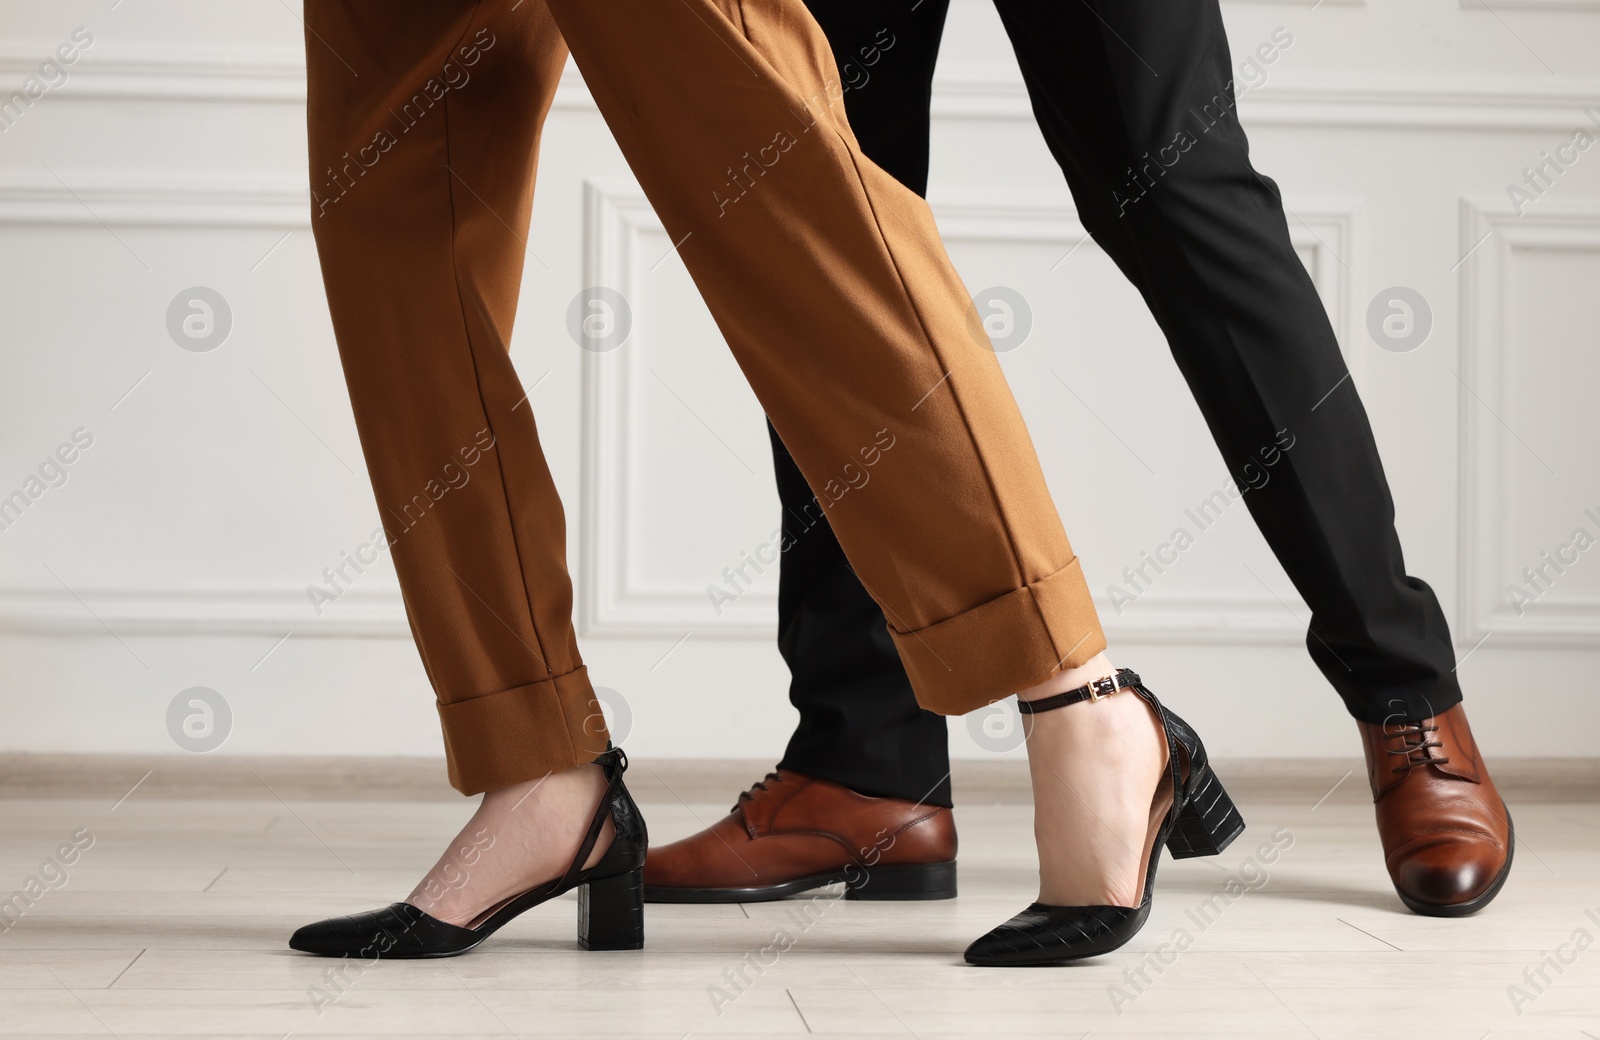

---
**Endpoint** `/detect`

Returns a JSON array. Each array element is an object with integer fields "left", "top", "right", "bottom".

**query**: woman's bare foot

[
  {"left": 1018, "top": 653, "right": 1171, "bottom": 908},
  {"left": 406, "top": 761, "right": 616, "bottom": 927}
]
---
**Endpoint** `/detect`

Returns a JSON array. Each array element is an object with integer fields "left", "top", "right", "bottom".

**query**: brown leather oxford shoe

[
  {"left": 1357, "top": 703, "right": 1513, "bottom": 916},
  {"left": 643, "top": 770, "right": 956, "bottom": 902}
]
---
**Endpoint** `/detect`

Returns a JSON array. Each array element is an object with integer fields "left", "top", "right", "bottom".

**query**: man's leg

[
  {"left": 989, "top": 0, "right": 1458, "bottom": 723},
  {"left": 986, "top": 0, "right": 1509, "bottom": 914},
  {"left": 768, "top": 0, "right": 954, "bottom": 809},
  {"left": 769, "top": 424, "right": 954, "bottom": 806}
]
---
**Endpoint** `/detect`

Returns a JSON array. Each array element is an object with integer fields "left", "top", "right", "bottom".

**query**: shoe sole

[
  {"left": 644, "top": 860, "right": 957, "bottom": 903},
  {"left": 1395, "top": 802, "right": 1516, "bottom": 918}
]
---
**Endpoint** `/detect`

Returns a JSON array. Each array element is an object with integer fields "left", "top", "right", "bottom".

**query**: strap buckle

[{"left": 1015, "top": 668, "right": 1142, "bottom": 715}]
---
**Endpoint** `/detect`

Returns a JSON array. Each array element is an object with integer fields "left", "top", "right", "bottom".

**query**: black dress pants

[{"left": 772, "top": 0, "right": 1462, "bottom": 804}]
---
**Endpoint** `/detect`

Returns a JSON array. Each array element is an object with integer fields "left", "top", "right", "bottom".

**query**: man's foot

[
  {"left": 1358, "top": 702, "right": 1513, "bottom": 916},
  {"left": 643, "top": 771, "right": 956, "bottom": 902},
  {"left": 1019, "top": 654, "right": 1172, "bottom": 907},
  {"left": 406, "top": 761, "right": 616, "bottom": 927}
]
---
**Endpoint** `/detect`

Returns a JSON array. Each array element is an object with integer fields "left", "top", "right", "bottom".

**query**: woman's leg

[
  {"left": 305, "top": 0, "right": 616, "bottom": 925},
  {"left": 306, "top": 0, "right": 599, "bottom": 795}
]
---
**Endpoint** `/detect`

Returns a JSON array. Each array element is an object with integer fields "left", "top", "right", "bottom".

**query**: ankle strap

[{"left": 1016, "top": 668, "right": 1142, "bottom": 714}]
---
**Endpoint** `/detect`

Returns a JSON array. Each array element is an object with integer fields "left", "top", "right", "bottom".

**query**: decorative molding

[
  {"left": 0, "top": 171, "right": 381, "bottom": 637},
  {"left": 5, "top": 48, "right": 1598, "bottom": 132},
  {"left": 1287, "top": 199, "right": 1365, "bottom": 363},
  {"left": 0, "top": 176, "right": 307, "bottom": 227},
  {"left": 0, "top": 586, "right": 406, "bottom": 638},
  {"left": 1460, "top": 0, "right": 1600, "bottom": 10},
  {"left": 0, "top": 47, "right": 306, "bottom": 103},
  {"left": 930, "top": 66, "right": 1600, "bottom": 132},
  {"left": 1230, "top": 78, "right": 1600, "bottom": 132},
  {"left": 0, "top": 46, "right": 601, "bottom": 109},
  {"left": 575, "top": 180, "right": 770, "bottom": 637},
  {"left": 930, "top": 188, "right": 1362, "bottom": 361},
  {"left": 0, "top": 173, "right": 380, "bottom": 640},
  {"left": 1457, "top": 198, "right": 1600, "bottom": 647}
]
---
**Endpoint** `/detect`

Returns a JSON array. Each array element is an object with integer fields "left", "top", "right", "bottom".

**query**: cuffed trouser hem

[
  {"left": 437, "top": 665, "right": 608, "bottom": 795},
  {"left": 889, "top": 558, "right": 1106, "bottom": 716}
]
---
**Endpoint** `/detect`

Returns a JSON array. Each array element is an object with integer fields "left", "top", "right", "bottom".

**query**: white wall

[{"left": 1, "top": 0, "right": 1597, "bottom": 765}]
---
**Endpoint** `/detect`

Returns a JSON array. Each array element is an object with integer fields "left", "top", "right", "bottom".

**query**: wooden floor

[{"left": 1, "top": 761, "right": 1598, "bottom": 1038}]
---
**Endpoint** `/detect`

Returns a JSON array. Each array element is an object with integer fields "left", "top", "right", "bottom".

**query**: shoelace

[
  {"left": 733, "top": 772, "right": 783, "bottom": 812},
  {"left": 1385, "top": 720, "right": 1450, "bottom": 774}
]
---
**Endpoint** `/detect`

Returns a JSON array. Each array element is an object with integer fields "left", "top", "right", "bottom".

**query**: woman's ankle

[
  {"left": 404, "top": 759, "right": 614, "bottom": 925},
  {"left": 1018, "top": 655, "right": 1172, "bottom": 907},
  {"left": 1019, "top": 652, "right": 1118, "bottom": 702}
]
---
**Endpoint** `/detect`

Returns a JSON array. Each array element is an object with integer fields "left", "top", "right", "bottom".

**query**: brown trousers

[{"left": 304, "top": 0, "right": 1105, "bottom": 794}]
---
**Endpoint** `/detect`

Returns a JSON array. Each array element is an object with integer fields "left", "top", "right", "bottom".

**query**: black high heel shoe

[
  {"left": 288, "top": 746, "right": 647, "bottom": 958},
  {"left": 964, "top": 670, "right": 1243, "bottom": 966}
]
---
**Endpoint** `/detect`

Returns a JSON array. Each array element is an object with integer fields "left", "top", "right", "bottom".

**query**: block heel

[
  {"left": 578, "top": 866, "right": 645, "bottom": 950},
  {"left": 845, "top": 860, "right": 957, "bottom": 901},
  {"left": 1158, "top": 708, "right": 1244, "bottom": 859},
  {"left": 1165, "top": 763, "right": 1245, "bottom": 858}
]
